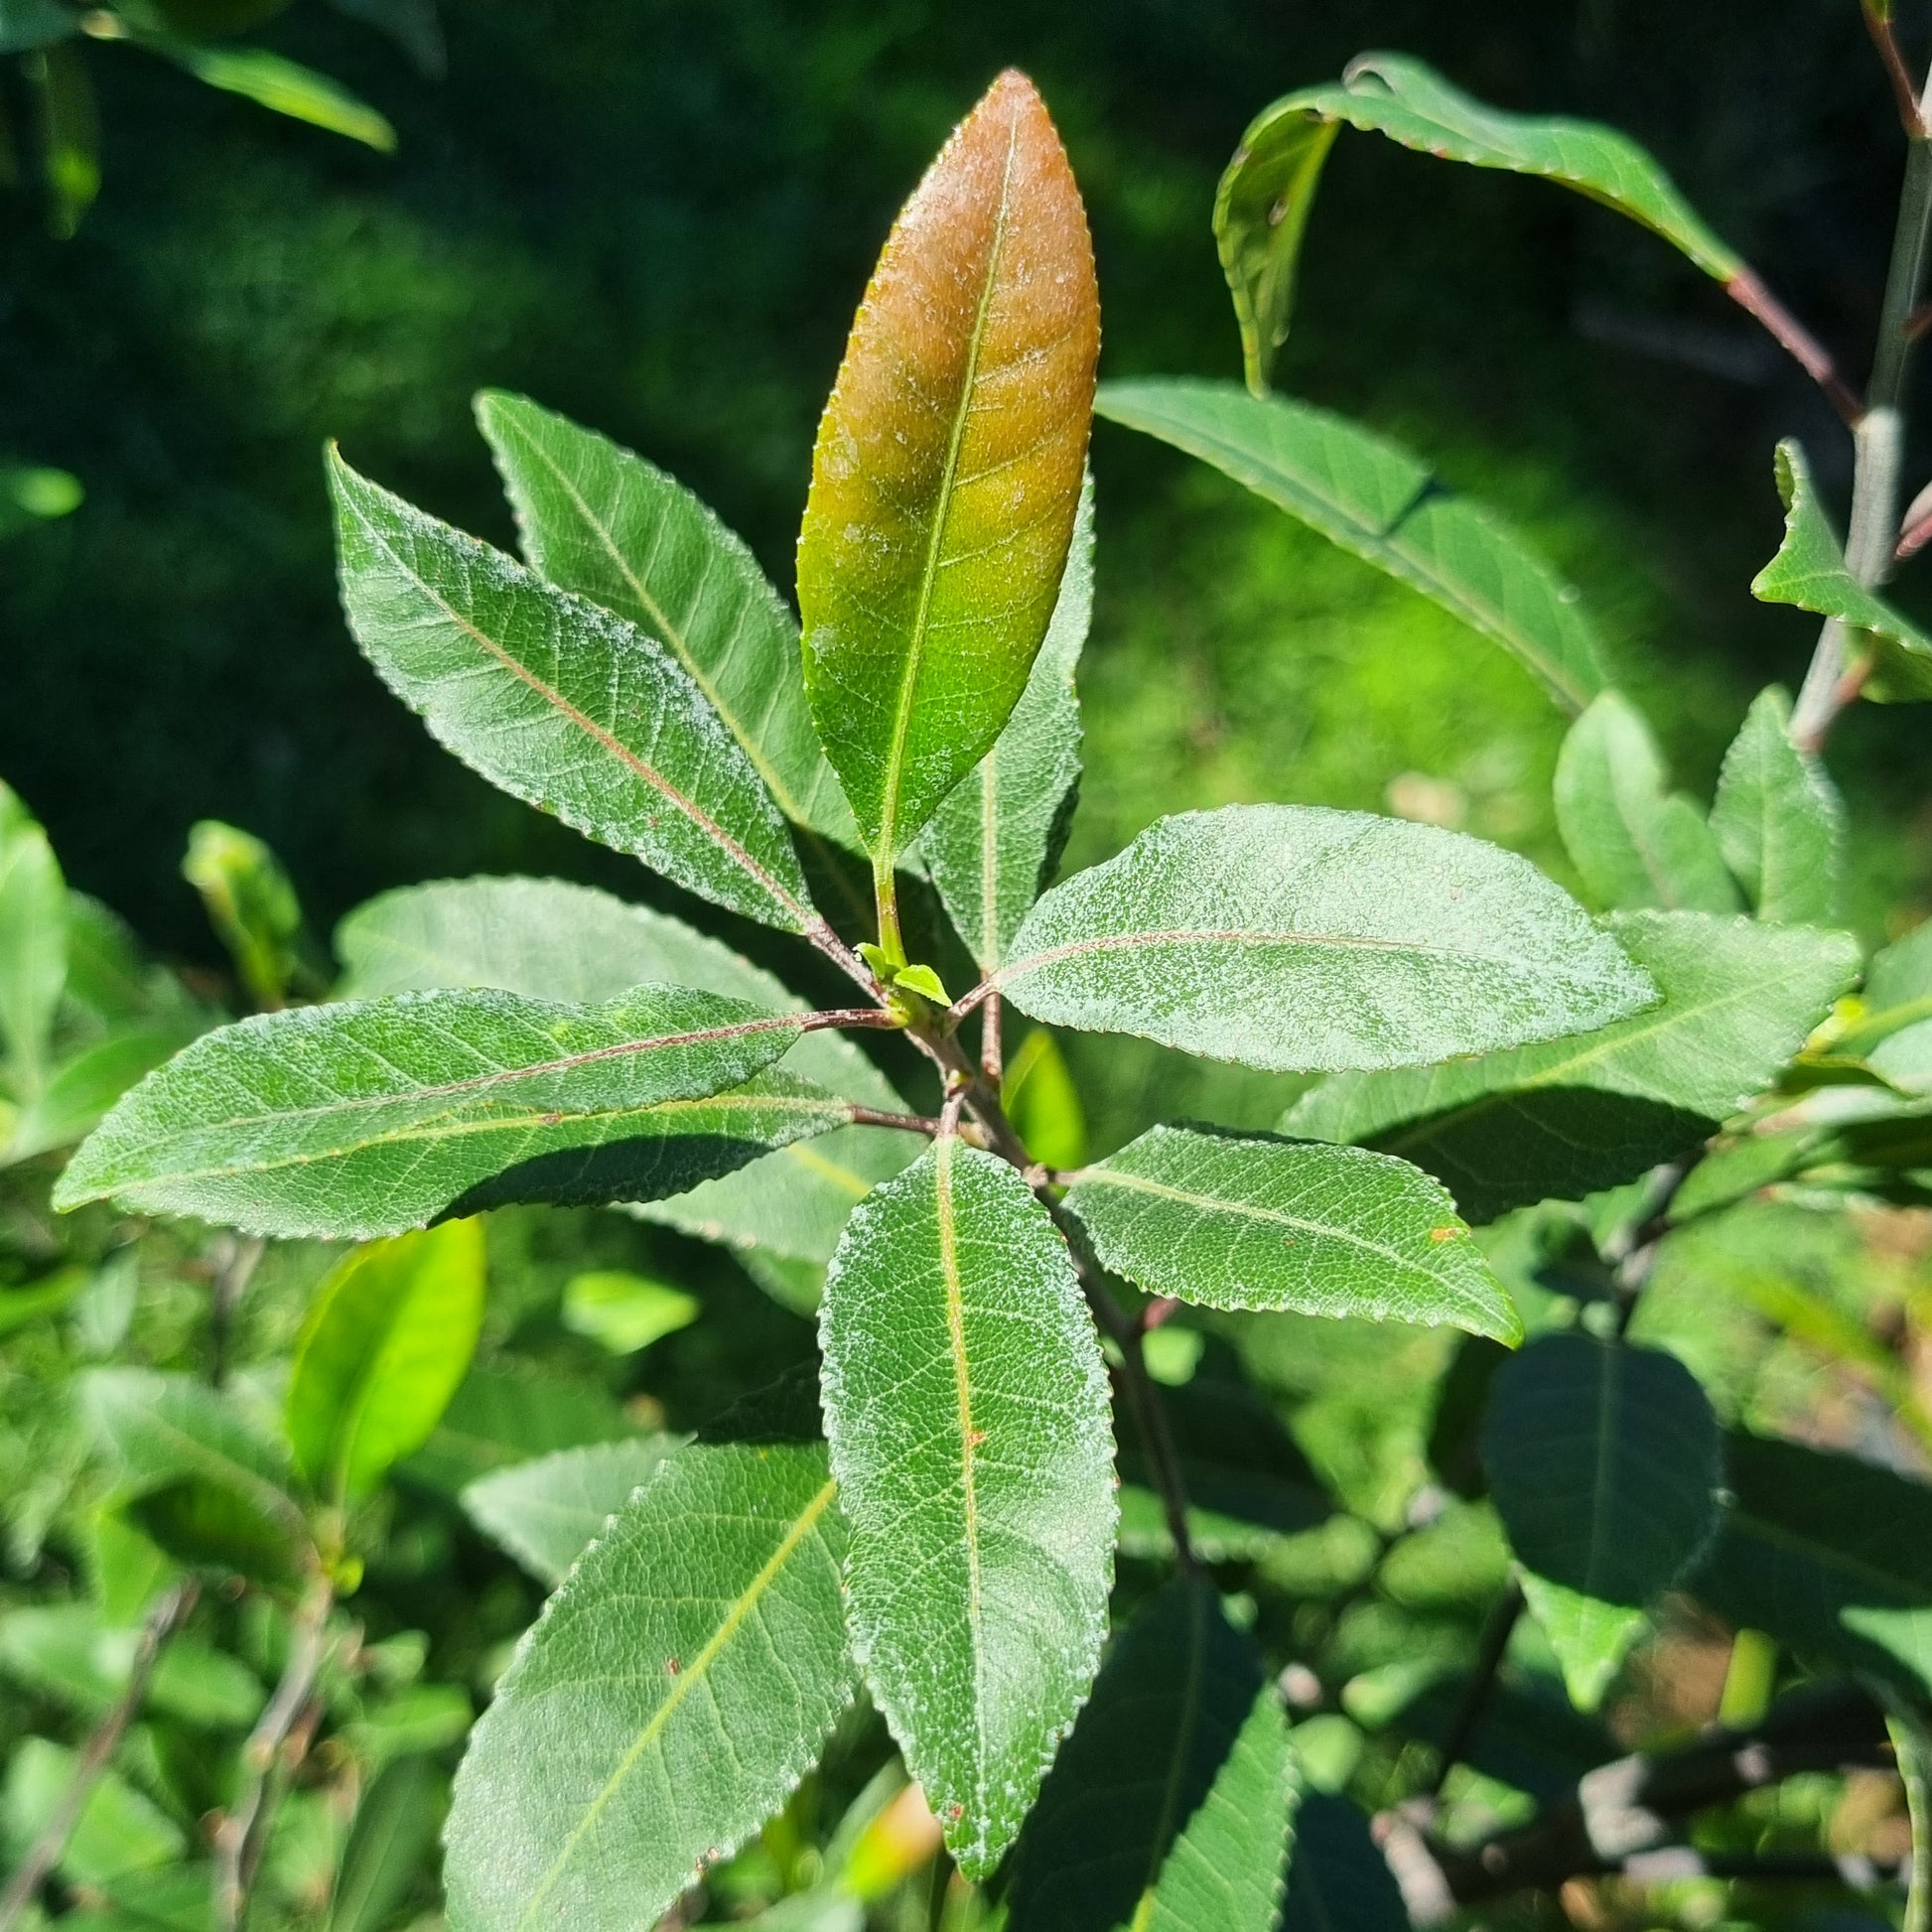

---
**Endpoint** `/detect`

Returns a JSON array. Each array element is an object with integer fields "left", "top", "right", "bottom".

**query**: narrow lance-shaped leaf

[
  {"left": 1008, "top": 1578, "right": 1297, "bottom": 1932},
  {"left": 55, "top": 985, "right": 809, "bottom": 1239},
  {"left": 1097, "top": 380, "right": 1605, "bottom": 711},
  {"left": 286, "top": 1220, "right": 487, "bottom": 1502},
  {"left": 819, "top": 1139, "right": 1115, "bottom": 1875},
  {"left": 1709, "top": 687, "right": 1843, "bottom": 925},
  {"left": 328, "top": 449, "right": 821, "bottom": 933},
  {"left": 461, "top": 1438, "right": 681, "bottom": 1586},
  {"left": 923, "top": 474, "right": 1093, "bottom": 970},
  {"left": 1063, "top": 1125, "right": 1519, "bottom": 1341},
  {"left": 995, "top": 804, "right": 1654, "bottom": 1074},
  {"left": 1752, "top": 440, "right": 1932, "bottom": 702},
  {"left": 0, "top": 781, "right": 68, "bottom": 1092},
  {"left": 476, "top": 390, "right": 859, "bottom": 849},
  {"left": 182, "top": 819, "right": 313, "bottom": 1010},
  {"left": 1216, "top": 51, "right": 1741, "bottom": 394},
  {"left": 156, "top": 42, "right": 396, "bottom": 151},
  {"left": 797, "top": 69, "right": 1100, "bottom": 866},
  {"left": 444, "top": 1441, "right": 852, "bottom": 1932},
  {"left": 1554, "top": 692, "right": 1740, "bottom": 913},
  {"left": 1286, "top": 911, "right": 1861, "bottom": 1220}
]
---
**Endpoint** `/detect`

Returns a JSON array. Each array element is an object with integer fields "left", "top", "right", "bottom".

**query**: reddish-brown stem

[
  {"left": 1725, "top": 269, "right": 1865, "bottom": 426},
  {"left": 806, "top": 1006, "right": 906, "bottom": 1033},
  {"left": 846, "top": 1105, "right": 947, "bottom": 1136},
  {"left": 1865, "top": 1, "right": 1928, "bottom": 137},
  {"left": 980, "top": 987, "right": 1004, "bottom": 1086}
]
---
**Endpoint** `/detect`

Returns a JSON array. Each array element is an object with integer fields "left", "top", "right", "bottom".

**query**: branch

[
  {"left": 1864, "top": 1, "right": 1927, "bottom": 139},
  {"left": 1725, "top": 270, "right": 1864, "bottom": 427},
  {"left": 1380, "top": 1680, "right": 1897, "bottom": 1923},
  {"left": 0, "top": 1581, "right": 200, "bottom": 1932},
  {"left": 1424, "top": 1577, "right": 1525, "bottom": 1800}
]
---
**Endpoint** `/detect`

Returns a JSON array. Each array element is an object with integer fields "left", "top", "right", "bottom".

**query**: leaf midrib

[
  {"left": 513, "top": 1474, "right": 840, "bottom": 1929},
  {"left": 876, "top": 106, "right": 1023, "bottom": 863}
]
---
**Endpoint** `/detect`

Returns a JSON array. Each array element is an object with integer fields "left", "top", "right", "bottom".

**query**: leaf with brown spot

[{"left": 797, "top": 69, "right": 1099, "bottom": 873}]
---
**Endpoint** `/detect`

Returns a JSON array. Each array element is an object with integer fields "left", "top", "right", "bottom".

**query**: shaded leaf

[
  {"left": 998, "top": 804, "right": 1652, "bottom": 1074},
  {"left": 1752, "top": 440, "right": 1932, "bottom": 702},
  {"left": 1287, "top": 912, "right": 1859, "bottom": 1219},
  {"left": 1482, "top": 1333, "right": 1722, "bottom": 1605},
  {"left": 444, "top": 1442, "right": 852, "bottom": 1932},
  {"left": 286, "top": 1221, "right": 487, "bottom": 1502},
  {"left": 1001, "top": 1026, "right": 1088, "bottom": 1171},
  {"left": 330, "top": 1755, "right": 446, "bottom": 1932},
  {"left": 1709, "top": 686, "right": 1843, "bottom": 925},
  {"left": 399, "top": 1361, "right": 630, "bottom": 1496},
  {"left": 1, "top": 1738, "right": 183, "bottom": 1887},
  {"left": 1554, "top": 692, "right": 1740, "bottom": 913},
  {"left": 1215, "top": 52, "right": 1738, "bottom": 393},
  {"left": 1279, "top": 1793, "right": 1410, "bottom": 1932},
  {"left": 1009, "top": 1579, "right": 1295, "bottom": 1932},
  {"left": 460, "top": 1437, "right": 681, "bottom": 1586},
  {"left": 127, "top": 1476, "right": 309, "bottom": 1593},
  {"left": 923, "top": 475, "right": 1093, "bottom": 968},
  {"left": 328, "top": 451, "right": 819, "bottom": 932},
  {"left": 1096, "top": 380, "right": 1605, "bottom": 711},
  {"left": 0, "top": 2, "right": 77, "bottom": 55},
  {"left": 797, "top": 70, "right": 1099, "bottom": 862},
  {"left": 818, "top": 1139, "right": 1113, "bottom": 1874},
  {"left": 0, "top": 779, "right": 67, "bottom": 1092},
  {"left": 56, "top": 984, "right": 807, "bottom": 1239},
  {"left": 156, "top": 43, "right": 396, "bottom": 151},
  {"left": 1689, "top": 1432, "right": 1932, "bottom": 1701},
  {"left": 1064, "top": 1125, "right": 1518, "bottom": 1340},
  {"left": 26, "top": 44, "right": 98, "bottom": 238},
  {"left": 476, "top": 390, "right": 856, "bottom": 847}
]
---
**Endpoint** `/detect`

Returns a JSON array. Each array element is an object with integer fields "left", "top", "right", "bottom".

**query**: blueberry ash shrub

[{"left": 55, "top": 43, "right": 1932, "bottom": 1932}]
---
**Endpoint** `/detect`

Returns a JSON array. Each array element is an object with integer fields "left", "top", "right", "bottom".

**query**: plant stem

[
  {"left": 1864, "top": 1, "right": 1927, "bottom": 138},
  {"left": 1890, "top": 1702, "right": 1932, "bottom": 1932},
  {"left": 872, "top": 857, "right": 905, "bottom": 970},
  {"left": 214, "top": 1575, "right": 334, "bottom": 1932},
  {"left": 0, "top": 1580, "right": 199, "bottom": 1932},
  {"left": 979, "top": 988, "right": 1003, "bottom": 1086},
  {"left": 207, "top": 1233, "right": 263, "bottom": 1391},
  {"left": 1793, "top": 100, "right": 1932, "bottom": 749},
  {"left": 1425, "top": 1576, "right": 1525, "bottom": 1800}
]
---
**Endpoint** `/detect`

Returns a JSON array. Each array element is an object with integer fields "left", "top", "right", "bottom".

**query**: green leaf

[
  {"left": 475, "top": 390, "right": 858, "bottom": 849},
  {"left": 399, "top": 1360, "right": 630, "bottom": 1496},
  {"left": 1215, "top": 51, "right": 1740, "bottom": 394},
  {"left": 182, "top": 819, "right": 311, "bottom": 1009},
  {"left": 327, "top": 450, "right": 820, "bottom": 933},
  {"left": 155, "top": 43, "right": 396, "bottom": 151},
  {"left": 998, "top": 804, "right": 1653, "bottom": 1074},
  {"left": 1481, "top": 1333, "right": 1722, "bottom": 1607},
  {"left": 56, "top": 984, "right": 808, "bottom": 1239},
  {"left": 1287, "top": 911, "right": 1860, "bottom": 1219},
  {"left": 818, "top": 1139, "right": 1114, "bottom": 1875},
  {"left": 1001, "top": 1027, "right": 1088, "bottom": 1171},
  {"left": 1063, "top": 1125, "right": 1518, "bottom": 1341},
  {"left": 560, "top": 1269, "right": 698, "bottom": 1355},
  {"left": 1279, "top": 1794, "right": 1409, "bottom": 1932},
  {"left": 25, "top": 43, "right": 98, "bottom": 239},
  {"left": 796, "top": 71, "right": 1100, "bottom": 864},
  {"left": 0, "top": 3, "right": 78, "bottom": 56},
  {"left": 330, "top": 1755, "right": 446, "bottom": 1932},
  {"left": 1709, "top": 686, "right": 1843, "bottom": 924},
  {"left": 1095, "top": 379, "right": 1606, "bottom": 712},
  {"left": 0, "top": 1604, "right": 261, "bottom": 1728},
  {"left": 1752, "top": 440, "right": 1932, "bottom": 702},
  {"left": 0, "top": 779, "right": 68, "bottom": 1093},
  {"left": 1554, "top": 692, "right": 1741, "bottom": 913},
  {"left": 460, "top": 1437, "right": 681, "bottom": 1585},
  {"left": 286, "top": 1221, "right": 487, "bottom": 1502},
  {"left": 1008, "top": 1579, "right": 1296, "bottom": 1932},
  {"left": 8, "top": 1023, "right": 205, "bottom": 1165},
  {"left": 922, "top": 476, "right": 1093, "bottom": 969},
  {"left": 1, "top": 1737, "right": 183, "bottom": 1887},
  {"left": 126, "top": 1478, "right": 310, "bottom": 1593},
  {"left": 444, "top": 1442, "right": 852, "bottom": 1932},
  {"left": 1689, "top": 1432, "right": 1932, "bottom": 1701},
  {"left": 1517, "top": 1573, "right": 1647, "bottom": 1713}
]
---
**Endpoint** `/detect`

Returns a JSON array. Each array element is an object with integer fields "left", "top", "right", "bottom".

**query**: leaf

[
  {"left": 182, "top": 819, "right": 312, "bottom": 1008},
  {"left": 0, "top": 1, "right": 78, "bottom": 55},
  {"left": 1, "top": 1737, "right": 184, "bottom": 1886},
  {"left": 460, "top": 1437, "right": 680, "bottom": 1586},
  {"left": 1215, "top": 51, "right": 1740, "bottom": 394},
  {"left": 1008, "top": 1579, "right": 1296, "bottom": 1932},
  {"left": 1554, "top": 692, "right": 1741, "bottom": 913},
  {"left": 1709, "top": 686, "right": 1844, "bottom": 924},
  {"left": 1689, "top": 1432, "right": 1932, "bottom": 1701},
  {"left": 444, "top": 1442, "right": 852, "bottom": 1932},
  {"left": 333, "top": 874, "right": 924, "bottom": 1283},
  {"left": 0, "top": 1604, "right": 260, "bottom": 1728},
  {"left": 25, "top": 44, "right": 98, "bottom": 239},
  {"left": 561, "top": 1270, "right": 698, "bottom": 1355},
  {"left": 476, "top": 390, "right": 857, "bottom": 848},
  {"left": 1287, "top": 911, "right": 1860, "bottom": 1220},
  {"left": 796, "top": 69, "right": 1100, "bottom": 863},
  {"left": 1481, "top": 1333, "right": 1722, "bottom": 1608},
  {"left": 1752, "top": 440, "right": 1932, "bottom": 702},
  {"left": 922, "top": 475, "right": 1093, "bottom": 969},
  {"left": 155, "top": 43, "right": 396, "bottom": 151},
  {"left": 997, "top": 804, "right": 1653, "bottom": 1074},
  {"left": 286, "top": 1221, "right": 487, "bottom": 1502},
  {"left": 56, "top": 984, "right": 808, "bottom": 1239},
  {"left": 8, "top": 1023, "right": 205, "bottom": 1165},
  {"left": 0, "top": 779, "right": 68, "bottom": 1092},
  {"left": 1001, "top": 1026, "right": 1088, "bottom": 1171},
  {"left": 1095, "top": 379, "right": 1606, "bottom": 712},
  {"left": 1518, "top": 1573, "right": 1647, "bottom": 1713},
  {"left": 399, "top": 1361, "right": 630, "bottom": 1496},
  {"left": 1279, "top": 1794, "right": 1410, "bottom": 1932},
  {"left": 818, "top": 1139, "right": 1114, "bottom": 1874},
  {"left": 328, "top": 451, "right": 819, "bottom": 933},
  {"left": 1063, "top": 1125, "right": 1518, "bottom": 1341},
  {"left": 330, "top": 1755, "right": 446, "bottom": 1932}
]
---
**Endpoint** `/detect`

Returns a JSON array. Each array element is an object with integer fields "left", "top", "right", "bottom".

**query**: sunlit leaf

[
  {"left": 461, "top": 1437, "right": 681, "bottom": 1585},
  {"left": 0, "top": 780, "right": 68, "bottom": 1093},
  {"left": 157, "top": 43, "right": 396, "bottom": 153},
  {"left": 1709, "top": 686, "right": 1843, "bottom": 925},
  {"left": 998, "top": 804, "right": 1653, "bottom": 1073},
  {"left": 1518, "top": 1574, "right": 1647, "bottom": 1713},
  {"left": 560, "top": 1269, "right": 698, "bottom": 1355},
  {"left": 797, "top": 69, "right": 1099, "bottom": 864},
  {"left": 182, "top": 819, "right": 312, "bottom": 1009}
]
